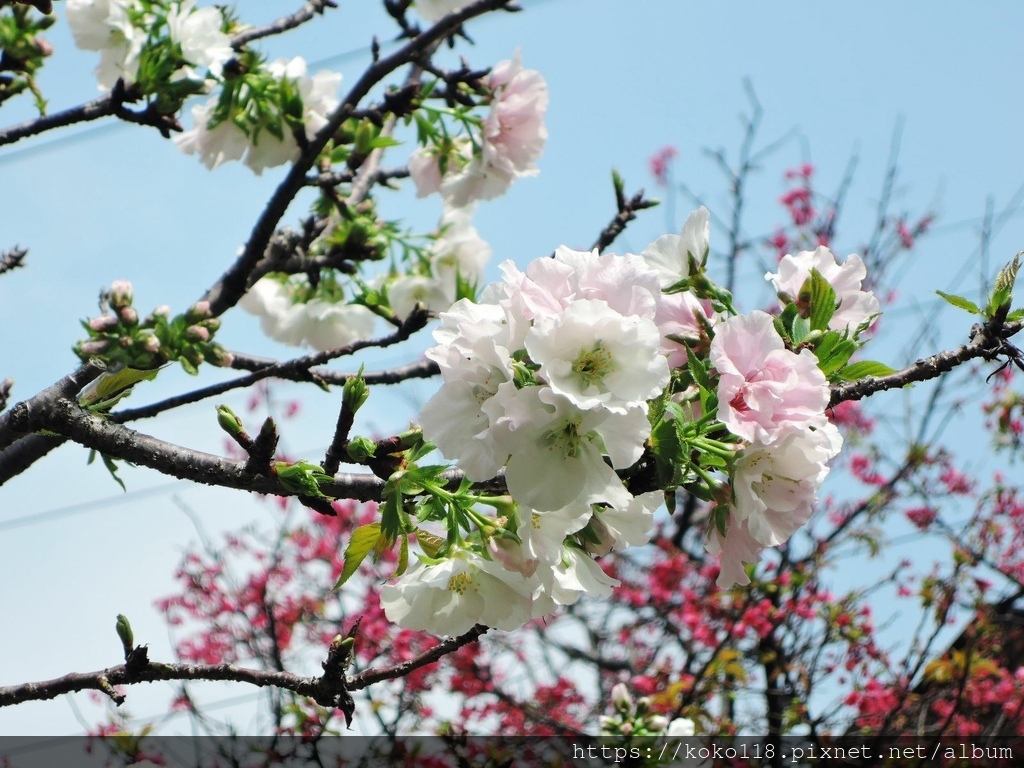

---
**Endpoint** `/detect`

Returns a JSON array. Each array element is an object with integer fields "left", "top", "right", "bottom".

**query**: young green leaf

[
  {"left": 334, "top": 523, "right": 382, "bottom": 589},
  {"left": 803, "top": 268, "right": 838, "bottom": 331},
  {"left": 935, "top": 290, "right": 982, "bottom": 316},
  {"left": 837, "top": 360, "right": 898, "bottom": 382}
]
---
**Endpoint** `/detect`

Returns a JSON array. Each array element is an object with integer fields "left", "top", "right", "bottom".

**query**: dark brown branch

[
  {"left": 231, "top": 0, "right": 338, "bottom": 49},
  {"left": 201, "top": 0, "right": 515, "bottom": 318},
  {"left": 0, "top": 246, "right": 27, "bottom": 275},
  {"left": 0, "top": 93, "right": 116, "bottom": 147},
  {"left": 0, "top": 361, "right": 105, "bottom": 451},
  {"left": 828, "top": 319, "right": 1021, "bottom": 407},
  {"left": 113, "top": 317, "right": 428, "bottom": 423},
  {"left": 0, "top": 625, "right": 488, "bottom": 709},
  {"left": 349, "top": 625, "right": 488, "bottom": 688},
  {"left": 589, "top": 177, "right": 657, "bottom": 254},
  {"left": 0, "top": 433, "right": 65, "bottom": 486},
  {"left": 304, "top": 166, "right": 410, "bottom": 188},
  {"left": 32, "top": 398, "right": 387, "bottom": 500},
  {"left": 229, "top": 354, "right": 439, "bottom": 386}
]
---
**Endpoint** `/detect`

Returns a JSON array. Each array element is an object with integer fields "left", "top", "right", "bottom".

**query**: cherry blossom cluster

[
  {"left": 410, "top": 51, "right": 548, "bottom": 209},
  {"left": 371, "top": 199, "right": 886, "bottom": 635},
  {"left": 175, "top": 55, "right": 342, "bottom": 174},
  {"left": 66, "top": 0, "right": 232, "bottom": 92},
  {"left": 373, "top": 200, "right": 888, "bottom": 634}
]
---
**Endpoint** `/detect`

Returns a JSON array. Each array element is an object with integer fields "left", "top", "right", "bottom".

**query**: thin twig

[
  {"left": 231, "top": 0, "right": 338, "bottom": 49},
  {"left": 113, "top": 317, "right": 428, "bottom": 423}
]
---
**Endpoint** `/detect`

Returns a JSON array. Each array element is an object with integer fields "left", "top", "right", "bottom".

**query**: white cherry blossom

[
  {"left": 381, "top": 549, "right": 535, "bottom": 636},
  {"left": 642, "top": 206, "right": 710, "bottom": 289}
]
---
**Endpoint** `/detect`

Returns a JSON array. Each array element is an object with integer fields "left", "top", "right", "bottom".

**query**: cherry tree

[{"left": 1, "top": 0, "right": 1023, "bottom": 763}]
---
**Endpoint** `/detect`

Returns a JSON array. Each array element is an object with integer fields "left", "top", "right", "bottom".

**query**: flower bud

[
  {"left": 140, "top": 333, "right": 161, "bottom": 354},
  {"left": 210, "top": 346, "right": 234, "bottom": 367},
  {"left": 611, "top": 682, "right": 633, "bottom": 713},
  {"left": 342, "top": 371, "right": 369, "bottom": 414},
  {"left": 646, "top": 715, "right": 669, "bottom": 733},
  {"left": 185, "top": 325, "right": 210, "bottom": 342},
  {"left": 89, "top": 314, "right": 119, "bottom": 332},
  {"left": 79, "top": 339, "right": 109, "bottom": 355},
  {"left": 119, "top": 307, "right": 138, "bottom": 326},
  {"left": 346, "top": 436, "right": 377, "bottom": 463},
  {"left": 187, "top": 300, "right": 212, "bottom": 320},
  {"left": 216, "top": 406, "right": 247, "bottom": 442},
  {"left": 108, "top": 280, "right": 133, "bottom": 309},
  {"left": 115, "top": 613, "right": 134, "bottom": 654}
]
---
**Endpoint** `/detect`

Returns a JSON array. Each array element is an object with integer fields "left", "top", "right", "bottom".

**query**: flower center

[
  {"left": 571, "top": 343, "right": 614, "bottom": 387},
  {"left": 544, "top": 417, "right": 584, "bottom": 458},
  {"left": 447, "top": 572, "right": 475, "bottom": 595}
]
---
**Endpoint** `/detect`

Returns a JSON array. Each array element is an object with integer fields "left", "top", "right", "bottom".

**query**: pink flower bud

[
  {"left": 80, "top": 340, "right": 109, "bottom": 355},
  {"left": 188, "top": 301, "right": 211, "bottom": 319},
  {"left": 89, "top": 314, "right": 118, "bottom": 332},
  {"left": 210, "top": 347, "right": 234, "bottom": 367},
  {"left": 109, "top": 280, "right": 133, "bottom": 308},
  {"left": 154, "top": 305, "right": 172, "bottom": 318},
  {"left": 140, "top": 334, "right": 161, "bottom": 354},
  {"left": 119, "top": 307, "right": 138, "bottom": 326},
  {"left": 185, "top": 325, "right": 210, "bottom": 342}
]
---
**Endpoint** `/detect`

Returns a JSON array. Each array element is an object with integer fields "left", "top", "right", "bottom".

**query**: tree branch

[
  {"left": 828, "top": 319, "right": 1021, "bottom": 407},
  {"left": 201, "top": 0, "right": 516, "bottom": 318},
  {"left": 231, "top": 0, "right": 338, "bottom": 49},
  {"left": 228, "top": 354, "right": 439, "bottom": 387},
  {"left": 112, "top": 316, "right": 429, "bottom": 423},
  {"left": 0, "top": 93, "right": 117, "bottom": 147},
  {"left": 589, "top": 177, "right": 657, "bottom": 254},
  {"left": 0, "top": 361, "right": 105, "bottom": 451},
  {"left": 0, "top": 626, "right": 488, "bottom": 709}
]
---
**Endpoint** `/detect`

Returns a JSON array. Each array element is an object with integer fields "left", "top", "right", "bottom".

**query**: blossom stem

[{"left": 691, "top": 437, "right": 739, "bottom": 460}]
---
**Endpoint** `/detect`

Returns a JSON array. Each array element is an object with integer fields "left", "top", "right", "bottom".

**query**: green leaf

[
  {"left": 803, "top": 269, "right": 838, "bottom": 331},
  {"left": 416, "top": 528, "right": 445, "bottom": 558},
  {"left": 791, "top": 314, "right": 812, "bottom": 344},
  {"left": 776, "top": 302, "right": 799, "bottom": 341},
  {"left": 650, "top": 404, "right": 685, "bottom": 487},
  {"left": 79, "top": 366, "right": 160, "bottom": 412},
  {"left": 102, "top": 453, "right": 127, "bottom": 492},
  {"left": 816, "top": 337, "right": 859, "bottom": 377},
  {"left": 837, "top": 360, "right": 898, "bottom": 382},
  {"left": 394, "top": 534, "right": 409, "bottom": 578},
  {"left": 1007, "top": 308, "right": 1024, "bottom": 322},
  {"left": 275, "top": 461, "right": 330, "bottom": 498},
  {"left": 935, "top": 290, "right": 982, "bottom": 316},
  {"left": 333, "top": 523, "right": 381, "bottom": 589},
  {"left": 685, "top": 345, "right": 712, "bottom": 392}
]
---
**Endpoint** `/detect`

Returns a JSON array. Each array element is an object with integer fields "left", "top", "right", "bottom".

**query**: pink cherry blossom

[
  {"left": 766, "top": 246, "right": 880, "bottom": 333},
  {"left": 710, "top": 310, "right": 829, "bottom": 443}
]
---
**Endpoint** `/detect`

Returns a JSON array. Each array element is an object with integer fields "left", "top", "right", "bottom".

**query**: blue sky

[{"left": 1, "top": 0, "right": 1023, "bottom": 736}]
